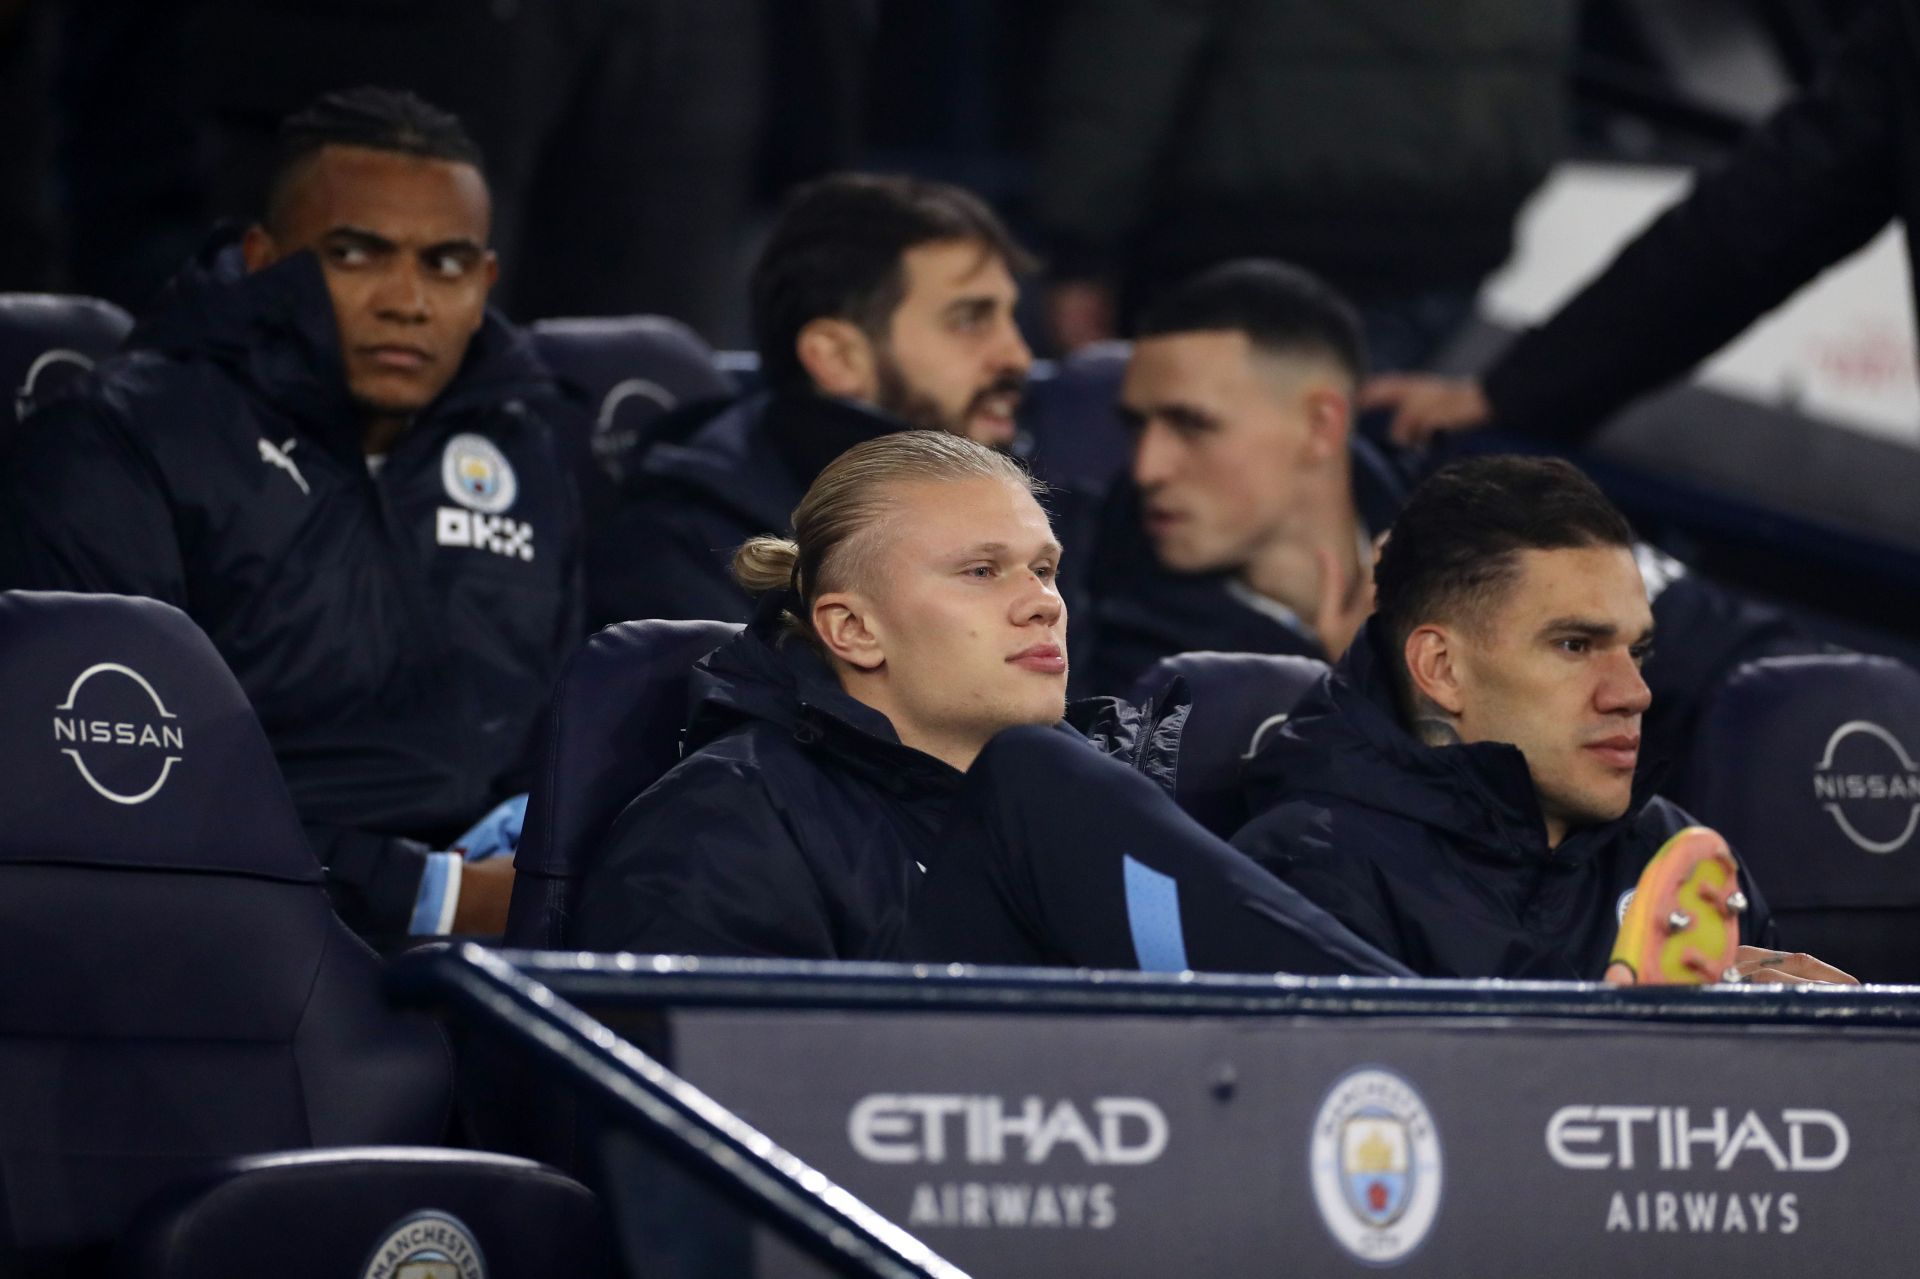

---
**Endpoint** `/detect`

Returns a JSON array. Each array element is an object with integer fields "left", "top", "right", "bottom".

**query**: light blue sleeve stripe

[
  {"left": 409, "top": 851, "right": 458, "bottom": 936},
  {"left": 1122, "top": 854, "right": 1190, "bottom": 972}
]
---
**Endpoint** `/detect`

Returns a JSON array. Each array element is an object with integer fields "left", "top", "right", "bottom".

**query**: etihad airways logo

[
  {"left": 849, "top": 1093, "right": 1166, "bottom": 1232},
  {"left": 849, "top": 1094, "right": 1167, "bottom": 1166},
  {"left": 1547, "top": 1105, "right": 1848, "bottom": 1237},
  {"left": 1547, "top": 1105, "right": 1848, "bottom": 1173}
]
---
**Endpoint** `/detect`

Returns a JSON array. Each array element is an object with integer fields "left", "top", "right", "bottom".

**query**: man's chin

[{"left": 349, "top": 389, "right": 438, "bottom": 424}]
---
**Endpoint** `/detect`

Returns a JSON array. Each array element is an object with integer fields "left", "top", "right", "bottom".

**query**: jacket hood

[
  {"left": 1244, "top": 617, "right": 1654, "bottom": 866},
  {"left": 128, "top": 229, "right": 558, "bottom": 460},
  {"left": 638, "top": 390, "right": 907, "bottom": 532}
]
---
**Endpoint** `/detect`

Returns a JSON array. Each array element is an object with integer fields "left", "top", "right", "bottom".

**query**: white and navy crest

[
  {"left": 1310, "top": 1067, "right": 1443, "bottom": 1265},
  {"left": 359, "top": 1209, "right": 487, "bottom": 1279},
  {"left": 440, "top": 433, "right": 517, "bottom": 514}
]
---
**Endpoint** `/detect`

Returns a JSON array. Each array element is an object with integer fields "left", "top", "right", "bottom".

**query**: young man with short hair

[
  {"left": 589, "top": 171, "right": 1038, "bottom": 627},
  {"left": 1086, "top": 259, "right": 1807, "bottom": 776},
  {"left": 1083, "top": 259, "right": 1407, "bottom": 694},
  {"left": 1231, "top": 457, "right": 1848, "bottom": 984},
  {"left": 0, "top": 88, "right": 581, "bottom": 942}
]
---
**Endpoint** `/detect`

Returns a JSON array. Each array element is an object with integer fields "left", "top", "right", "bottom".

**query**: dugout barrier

[{"left": 393, "top": 945, "right": 1920, "bottom": 1279}]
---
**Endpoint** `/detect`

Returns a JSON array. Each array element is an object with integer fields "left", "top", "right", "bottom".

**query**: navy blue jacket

[
  {"left": 572, "top": 612, "right": 1185, "bottom": 960},
  {"left": 0, "top": 237, "right": 584, "bottom": 938},
  {"left": 586, "top": 390, "right": 903, "bottom": 628},
  {"left": 1077, "top": 434, "right": 1413, "bottom": 697},
  {"left": 1231, "top": 619, "right": 1777, "bottom": 979}
]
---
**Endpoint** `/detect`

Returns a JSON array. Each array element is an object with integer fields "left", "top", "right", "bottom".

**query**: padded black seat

[
  {"left": 486, "top": 619, "right": 740, "bottom": 1170},
  {"left": 1129, "top": 650, "right": 1330, "bottom": 838},
  {"left": 0, "top": 591, "right": 452, "bottom": 1266},
  {"left": 531, "top": 314, "right": 734, "bottom": 489},
  {"left": 508, "top": 618, "right": 745, "bottom": 949},
  {"left": 117, "top": 1148, "right": 611, "bottom": 1278},
  {"left": 1670, "top": 652, "right": 1920, "bottom": 982},
  {"left": 0, "top": 292, "right": 131, "bottom": 429}
]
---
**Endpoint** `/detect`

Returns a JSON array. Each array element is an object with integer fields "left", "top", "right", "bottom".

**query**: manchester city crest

[
  {"left": 1309, "top": 1067, "right": 1443, "bottom": 1264},
  {"left": 441, "top": 433, "right": 517, "bottom": 514},
  {"left": 359, "top": 1209, "right": 488, "bottom": 1279}
]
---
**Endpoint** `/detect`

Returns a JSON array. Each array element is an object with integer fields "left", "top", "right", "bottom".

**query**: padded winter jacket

[
  {"left": 1231, "top": 619, "right": 1777, "bottom": 978},
  {"left": 573, "top": 613, "right": 1186, "bottom": 959}
]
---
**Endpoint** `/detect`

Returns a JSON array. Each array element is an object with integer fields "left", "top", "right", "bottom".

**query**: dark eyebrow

[
  {"left": 1538, "top": 617, "right": 1657, "bottom": 646},
  {"left": 323, "top": 226, "right": 397, "bottom": 253},
  {"left": 421, "top": 239, "right": 487, "bottom": 260},
  {"left": 941, "top": 295, "right": 999, "bottom": 320},
  {"left": 1539, "top": 617, "right": 1616, "bottom": 639}
]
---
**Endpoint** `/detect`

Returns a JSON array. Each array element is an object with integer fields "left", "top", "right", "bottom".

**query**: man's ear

[
  {"left": 1301, "top": 382, "right": 1353, "bottom": 464},
  {"left": 239, "top": 224, "right": 280, "bottom": 274},
  {"left": 797, "top": 317, "right": 879, "bottom": 402},
  {"left": 1404, "top": 623, "right": 1467, "bottom": 717},
  {"left": 471, "top": 250, "right": 502, "bottom": 332},
  {"left": 812, "top": 590, "right": 886, "bottom": 671}
]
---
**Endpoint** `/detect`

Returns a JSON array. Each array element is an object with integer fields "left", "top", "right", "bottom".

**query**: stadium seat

[
  {"left": 487, "top": 618, "right": 741, "bottom": 1171},
  {"left": 117, "top": 1148, "right": 611, "bottom": 1278},
  {"left": 1021, "top": 342, "right": 1133, "bottom": 494},
  {"left": 0, "top": 292, "right": 132, "bottom": 432},
  {"left": 531, "top": 314, "right": 735, "bottom": 490},
  {"left": 1128, "top": 651, "right": 1330, "bottom": 839},
  {"left": 508, "top": 617, "right": 745, "bottom": 949},
  {"left": 1669, "top": 653, "right": 1920, "bottom": 982},
  {"left": 0, "top": 590, "right": 452, "bottom": 1267}
]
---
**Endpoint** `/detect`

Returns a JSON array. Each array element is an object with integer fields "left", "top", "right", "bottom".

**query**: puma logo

[{"left": 258, "top": 437, "right": 310, "bottom": 496}]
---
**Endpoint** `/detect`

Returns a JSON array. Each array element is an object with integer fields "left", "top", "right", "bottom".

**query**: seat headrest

[
  {"left": 119, "top": 1147, "right": 608, "bottom": 1279},
  {"left": 517, "top": 618, "right": 743, "bottom": 881},
  {"left": 0, "top": 292, "right": 133, "bottom": 422},
  {"left": 0, "top": 591, "right": 318, "bottom": 880},
  {"left": 1677, "top": 653, "right": 1920, "bottom": 909},
  {"left": 1130, "top": 650, "right": 1330, "bottom": 838},
  {"left": 531, "top": 315, "right": 733, "bottom": 486},
  {"left": 1022, "top": 342, "right": 1133, "bottom": 492}
]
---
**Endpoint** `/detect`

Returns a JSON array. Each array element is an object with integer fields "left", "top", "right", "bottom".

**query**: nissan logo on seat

[
  {"left": 1812, "top": 720, "right": 1920, "bottom": 854},
  {"left": 50, "top": 663, "right": 185, "bottom": 804}
]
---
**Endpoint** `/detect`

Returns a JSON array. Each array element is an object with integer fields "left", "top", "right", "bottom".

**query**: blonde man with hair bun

[{"left": 575, "top": 434, "right": 1404, "bottom": 978}]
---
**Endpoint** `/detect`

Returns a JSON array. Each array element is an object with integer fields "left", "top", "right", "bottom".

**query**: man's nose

[
  {"left": 372, "top": 261, "right": 430, "bottom": 322},
  {"left": 1016, "top": 572, "right": 1064, "bottom": 628},
  {"left": 993, "top": 314, "right": 1033, "bottom": 375},
  {"left": 1132, "top": 420, "right": 1178, "bottom": 489},
  {"left": 1598, "top": 651, "right": 1653, "bottom": 716}
]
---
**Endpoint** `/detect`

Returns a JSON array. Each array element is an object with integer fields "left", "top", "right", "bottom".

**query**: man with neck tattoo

[{"left": 1231, "top": 456, "right": 1854, "bottom": 985}]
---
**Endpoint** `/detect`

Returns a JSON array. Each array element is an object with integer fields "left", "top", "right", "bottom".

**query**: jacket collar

[{"left": 1090, "top": 433, "right": 1414, "bottom": 661}]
